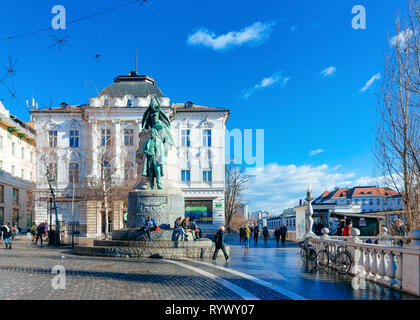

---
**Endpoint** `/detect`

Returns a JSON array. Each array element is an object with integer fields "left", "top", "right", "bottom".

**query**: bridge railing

[{"left": 308, "top": 228, "right": 420, "bottom": 296}]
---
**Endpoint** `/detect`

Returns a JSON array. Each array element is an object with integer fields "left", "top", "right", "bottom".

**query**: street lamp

[{"left": 46, "top": 169, "right": 60, "bottom": 246}]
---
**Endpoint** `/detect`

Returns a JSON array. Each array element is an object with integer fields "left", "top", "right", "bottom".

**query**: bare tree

[
  {"left": 225, "top": 162, "right": 249, "bottom": 228},
  {"left": 375, "top": 0, "right": 420, "bottom": 231}
]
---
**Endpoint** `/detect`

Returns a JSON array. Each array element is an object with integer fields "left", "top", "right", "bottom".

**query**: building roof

[
  {"left": 314, "top": 186, "right": 400, "bottom": 204},
  {"left": 172, "top": 102, "right": 229, "bottom": 113},
  {"left": 99, "top": 71, "right": 163, "bottom": 98}
]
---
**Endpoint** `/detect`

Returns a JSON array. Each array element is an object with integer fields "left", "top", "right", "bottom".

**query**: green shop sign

[{"left": 186, "top": 206, "right": 207, "bottom": 212}]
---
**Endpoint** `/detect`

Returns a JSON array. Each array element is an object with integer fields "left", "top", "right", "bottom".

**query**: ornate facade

[{"left": 31, "top": 71, "right": 229, "bottom": 238}]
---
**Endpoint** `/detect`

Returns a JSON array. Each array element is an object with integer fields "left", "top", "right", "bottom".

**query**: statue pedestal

[{"left": 127, "top": 188, "right": 184, "bottom": 229}]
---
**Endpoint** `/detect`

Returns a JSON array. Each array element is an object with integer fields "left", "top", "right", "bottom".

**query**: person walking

[
  {"left": 274, "top": 226, "right": 281, "bottom": 246},
  {"left": 30, "top": 223, "right": 37, "bottom": 242},
  {"left": 335, "top": 224, "right": 342, "bottom": 236},
  {"left": 239, "top": 226, "right": 244, "bottom": 243},
  {"left": 35, "top": 223, "right": 45, "bottom": 247},
  {"left": 212, "top": 226, "right": 229, "bottom": 263},
  {"left": 262, "top": 226, "right": 269, "bottom": 243},
  {"left": 253, "top": 225, "right": 259, "bottom": 243},
  {"left": 243, "top": 225, "right": 251, "bottom": 249},
  {"left": 280, "top": 224, "right": 288, "bottom": 244},
  {"left": 1, "top": 222, "right": 12, "bottom": 249}
]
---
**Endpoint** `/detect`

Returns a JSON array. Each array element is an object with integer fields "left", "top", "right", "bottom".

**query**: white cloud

[
  {"left": 320, "top": 66, "right": 336, "bottom": 78},
  {"left": 241, "top": 72, "right": 289, "bottom": 99},
  {"left": 244, "top": 163, "right": 356, "bottom": 213},
  {"left": 187, "top": 21, "right": 275, "bottom": 51},
  {"left": 360, "top": 73, "right": 380, "bottom": 92},
  {"left": 243, "top": 163, "right": 402, "bottom": 213},
  {"left": 390, "top": 28, "right": 414, "bottom": 47},
  {"left": 309, "top": 148, "right": 324, "bottom": 156}
]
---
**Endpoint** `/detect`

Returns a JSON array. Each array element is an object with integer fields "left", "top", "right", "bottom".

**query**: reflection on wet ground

[{"left": 223, "top": 234, "right": 419, "bottom": 300}]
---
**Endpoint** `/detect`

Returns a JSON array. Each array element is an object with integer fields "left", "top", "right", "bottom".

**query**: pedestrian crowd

[{"left": 238, "top": 223, "right": 288, "bottom": 249}]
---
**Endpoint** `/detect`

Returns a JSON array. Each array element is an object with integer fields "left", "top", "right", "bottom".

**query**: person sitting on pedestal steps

[
  {"left": 173, "top": 217, "right": 185, "bottom": 241},
  {"left": 142, "top": 216, "right": 157, "bottom": 242},
  {"left": 189, "top": 217, "right": 202, "bottom": 240},
  {"left": 182, "top": 217, "right": 194, "bottom": 241}
]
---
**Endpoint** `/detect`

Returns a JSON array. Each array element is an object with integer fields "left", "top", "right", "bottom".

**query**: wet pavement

[{"left": 222, "top": 234, "right": 420, "bottom": 300}]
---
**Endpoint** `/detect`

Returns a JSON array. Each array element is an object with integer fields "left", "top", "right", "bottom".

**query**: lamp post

[{"left": 46, "top": 169, "right": 60, "bottom": 246}]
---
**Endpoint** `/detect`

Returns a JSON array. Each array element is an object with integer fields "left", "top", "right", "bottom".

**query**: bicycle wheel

[
  {"left": 336, "top": 251, "right": 352, "bottom": 274},
  {"left": 300, "top": 247, "right": 307, "bottom": 263},
  {"left": 308, "top": 249, "right": 317, "bottom": 268},
  {"left": 317, "top": 250, "right": 330, "bottom": 269}
]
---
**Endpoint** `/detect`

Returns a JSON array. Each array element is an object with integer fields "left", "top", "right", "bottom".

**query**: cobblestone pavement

[{"left": 0, "top": 237, "right": 290, "bottom": 300}]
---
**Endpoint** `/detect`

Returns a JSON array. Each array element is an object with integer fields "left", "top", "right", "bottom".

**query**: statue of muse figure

[{"left": 141, "top": 95, "right": 174, "bottom": 190}]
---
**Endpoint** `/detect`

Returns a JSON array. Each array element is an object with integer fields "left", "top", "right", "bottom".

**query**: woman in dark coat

[
  {"left": 279, "top": 224, "right": 287, "bottom": 244},
  {"left": 274, "top": 227, "right": 281, "bottom": 246}
]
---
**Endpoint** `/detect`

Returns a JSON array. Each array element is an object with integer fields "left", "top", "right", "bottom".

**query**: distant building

[
  {"left": 249, "top": 210, "right": 270, "bottom": 220},
  {"left": 312, "top": 186, "right": 403, "bottom": 236},
  {"left": 0, "top": 101, "right": 36, "bottom": 228},
  {"left": 234, "top": 203, "right": 248, "bottom": 220}
]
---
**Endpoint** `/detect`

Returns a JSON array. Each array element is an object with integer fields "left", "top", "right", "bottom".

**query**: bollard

[{"left": 321, "top": 227, "right": 330, "bottom": 240}]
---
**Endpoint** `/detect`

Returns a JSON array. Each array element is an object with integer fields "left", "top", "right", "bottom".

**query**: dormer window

[
  {"left": 127, "top": 99, "right": 133, "bottom": 107},
  {"left": 185, "top": 101, "right": 194, "bottom": 108}
]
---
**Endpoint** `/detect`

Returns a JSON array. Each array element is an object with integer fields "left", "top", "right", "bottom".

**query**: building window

[
  {"left": 181, "top": 130, "right": 190, "bottom": 147},
  {"left": 30, "top": 151, "right": 33, "bottom": 162},
  {"left": 0, "top": 185, "right": 4, "bottom": 203},
  {"left": 21, "top": 147, "right": 24, "bottom": 159},
  {"left": 181, "top": 170, "right": 191, "bottom": 182},
  {"left": 0, "top": 207, "right": 4, "bottom": 222},
  {"left": 203, "top": 170, "right": 212, "bottom": 182},
  {"left": 101, "top": 128, "right": 111, "bottom": 146},
  {"left": 69, "top": 163, "right": 80, "bottom": 183},
  {"left": 124, "top": 161, "right": 134, "bottom": 180},
  {"left": 11, "top": 165, "right": 15, "bottom": 176},
  {"left": 70, "top": 130, "right": 79, "bottom": 148},
  {"left": 203, "top": 129, "right": 212, "bottom": 147},
  {"left": 127, "top": 100, "right": 133, "bottom": 107},
  {"left": 12, "top": 209, "right": 19, "bottom": 226},
  {"left": 11, "top": 142, "right": 15, "bottom": 155},
  {"left": 377, "top": 198, "right": 380, "bottom": 206},
  {"left": 354, "top": 199, "right": 359, "bottom": 204},
  {"left": 48, "top": 163, "right": 57, "bottom": 181},
  {"left": 369, "top": 199, "right": 373, "bottom": 205},
  {"left": 49, "top": 131, "right": 57, "bottom": 148},
  {"left": 12, "top": 188, "right": 19, "bottom": 205},
  {"left": 124, "top": 128, "right": 134, "bottom": 146},
  {"left": 362, "top": 199, "right": 366, "bottom": 205},
  {"left": 21, "top": 169, "right": 24, "bottom": 179}
]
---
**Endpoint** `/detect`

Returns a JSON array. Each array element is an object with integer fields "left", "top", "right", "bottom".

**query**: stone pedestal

[{"left": 127, "top": 188, "right": 184, "bottom": 229}]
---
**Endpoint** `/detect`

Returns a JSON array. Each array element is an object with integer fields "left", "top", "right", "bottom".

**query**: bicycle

[
  {"left": 299, "top": 240, "right": 317, "bottom": 268},
  {"left": 317, "top": 243, "right": 352, "bottom": 274}
]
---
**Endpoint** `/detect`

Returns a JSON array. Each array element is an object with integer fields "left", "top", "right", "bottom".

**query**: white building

[
  {"left": 30, "top": 71, "right": 229, "bottom": 237},
  {"left": 0, "top": 101, "right": 36, "bottom": 228}
]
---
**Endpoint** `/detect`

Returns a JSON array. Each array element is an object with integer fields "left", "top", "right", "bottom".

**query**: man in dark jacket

[
  {"left": 274, "top": 227, "right": 281, "bottom": 246},
  {"left": 253, "top": 226, "right": 259, "bottom": 243},
  {"left": 35, "top": 223, "right": 45, "bottom": 247},
  {"left": 1, "top": 222, "right": 12, "bottom": 249},
  {"left": 279, "top": 224, "right": 287, "bottom": 244},
  {"left": 262, "top": 226, "right": 269, "bottom": 242},
  {"left": 212, "top": 226, "right": 229, "bottom": 263}
]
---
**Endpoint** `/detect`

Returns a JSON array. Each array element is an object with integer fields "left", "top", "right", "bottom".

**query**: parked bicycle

[
  {"left": 317, "top": 243, "right": 353, "bottom": 274},
  {"left": 299, "top": 240, "right": 317, "bottom": 268}
]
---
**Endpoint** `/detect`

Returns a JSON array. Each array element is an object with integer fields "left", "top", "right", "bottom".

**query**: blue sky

[{"left": 0, "top": 0, "right": 408, "bottom": 212}]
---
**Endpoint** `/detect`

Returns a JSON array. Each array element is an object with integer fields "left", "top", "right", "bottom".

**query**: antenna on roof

[{"left": 135, "top": 49, "right": 138, "bottom": 74}]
